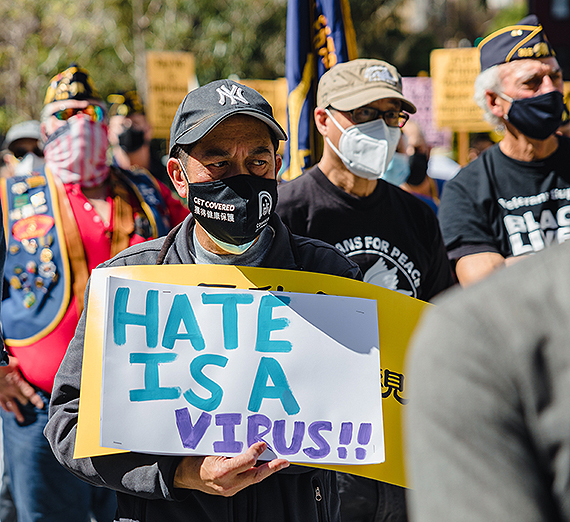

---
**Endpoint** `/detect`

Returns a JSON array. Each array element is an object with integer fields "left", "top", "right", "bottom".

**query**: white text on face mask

[{"left": 193, "top": 197, "right": 236, "bottom": 212}]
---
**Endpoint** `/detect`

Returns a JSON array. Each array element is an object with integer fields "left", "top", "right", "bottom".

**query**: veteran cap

[
  {"left": 169, "top": 79, "right": 287, "bottom": 154},
  {"left": 317, "top": 58, "right": 416, "bottom": 114},
  {"left": 44, "top": 64, "right": 102, "bottom": 106},
  {"left": 478, "top": 15, "right": 556, "bottom": 71},
  {"left": 107, "top": 91, "right": 145, "bottom": 117}
]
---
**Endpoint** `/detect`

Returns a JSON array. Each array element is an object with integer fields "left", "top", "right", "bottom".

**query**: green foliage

[
  {"left": 0, "top": 0, "right": 530, "bottom": 137},
  {"left": 484, "top": 4, "right": 529, "bottom": 36},
  {"left": 0, "top": 0, "right": 288, "bottom": 136}
]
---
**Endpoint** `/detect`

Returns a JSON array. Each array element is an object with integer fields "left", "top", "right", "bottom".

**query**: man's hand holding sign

[{"left": 173, "top": 441, "right": 288, "bottom": 497}]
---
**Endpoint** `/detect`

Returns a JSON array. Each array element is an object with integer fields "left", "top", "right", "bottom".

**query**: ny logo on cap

[
  {"left": 217, "top": 85, "right": 249, "bottom": 106},
  {"left": 364, "top": 66, "right": 398, "bottom": 87}
]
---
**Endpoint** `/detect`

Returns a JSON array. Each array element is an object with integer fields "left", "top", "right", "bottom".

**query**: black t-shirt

[
  {"left": 439, "top": 137, "right": 570, "bottom": 260},
  {"left": 276, "top": 166, "right": 454, "bottom": 301}
]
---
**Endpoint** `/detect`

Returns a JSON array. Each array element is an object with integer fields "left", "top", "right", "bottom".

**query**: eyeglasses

[
  {"left": 52, "top": 105, "right": 105, "bottom": 123},
  {"left": 344, "top": 106, "right": 409, "bottom": 128}
]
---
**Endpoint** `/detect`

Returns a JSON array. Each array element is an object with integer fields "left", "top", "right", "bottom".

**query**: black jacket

[{"left": 45, "top": 214, "right": 361, "bottom": 522}]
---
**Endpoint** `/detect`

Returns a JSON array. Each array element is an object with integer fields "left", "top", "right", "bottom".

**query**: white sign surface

[{"left": 100, "top": 276, "right": 384, "bottom": 465}]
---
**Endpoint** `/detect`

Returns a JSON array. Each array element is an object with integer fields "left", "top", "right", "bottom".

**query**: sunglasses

[{"left": 52, "top": 105, "right": 105, "bottom": 123}]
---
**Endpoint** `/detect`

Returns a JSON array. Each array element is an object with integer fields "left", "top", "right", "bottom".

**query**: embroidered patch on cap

[{"left": 364, "top": 65, "right": 398, "bottom": 87}]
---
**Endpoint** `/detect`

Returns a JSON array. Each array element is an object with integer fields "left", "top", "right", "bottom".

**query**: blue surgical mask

[{"left": 381, "top": 152, "right": 410, "bottom": 186}]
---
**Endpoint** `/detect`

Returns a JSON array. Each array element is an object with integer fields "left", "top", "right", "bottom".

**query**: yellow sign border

[{"left": 75, "top": 264, "right": 428, "bottom": 488}]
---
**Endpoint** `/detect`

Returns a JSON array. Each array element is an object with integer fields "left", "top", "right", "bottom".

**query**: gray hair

[{"left": 473, "top": 64, "right": 504, "bottom": 127}]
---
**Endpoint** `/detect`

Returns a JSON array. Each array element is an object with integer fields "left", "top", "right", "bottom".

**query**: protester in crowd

[
  {"left": 406, "top": 239, "right": 570, "bottom": 522},
  {"left": 1, "top": 120, "right": 44, "bottom": 178},
  {"left": 276, "top": 58, "right": 454, "bottom": 522},
  {"left": 438, "top": 15, "right": 569, "bottom": 286},
  {"left": 399, "top": 120, "right": 441, "bottom": 213},
  {"left": 467, "top": 132, "right": 495, "bottom": 162},
  {"left": 107, "top": 90, "right": 172, "bottom": 188},
  {"left": 45, "top": 79, "right": 361, "bottom": 522},
  {"left": 0, "top": 64, "right": 187, "bottom": 522},
  {"left": 383, "top": 132, "right": 411, "bottom": 185}
]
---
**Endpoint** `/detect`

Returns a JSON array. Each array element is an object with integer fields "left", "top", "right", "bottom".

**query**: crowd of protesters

[{"left": 0, "top": 12, "right": 568, "bottom": 522}]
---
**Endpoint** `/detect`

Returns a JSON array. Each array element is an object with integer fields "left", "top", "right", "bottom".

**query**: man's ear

[
  {"left": 167, "top": 157, "right": 189, "bottom": 199},
  {"left": 486, "top": 90, "right": 507, "bottom": 119},
  {"left": 274, "top": 153, "right": 282, "bottom": 177},
  {"left": 314, "top": 107, "right": 330, "bottom": 136}
]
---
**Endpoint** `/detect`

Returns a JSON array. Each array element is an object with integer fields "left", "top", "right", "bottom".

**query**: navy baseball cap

[
  {"left": 478, "top": 15, "right": 556, "bottom": 72},
  {"left": 169, "top": 79, "right": 287, "bottom": 154}
]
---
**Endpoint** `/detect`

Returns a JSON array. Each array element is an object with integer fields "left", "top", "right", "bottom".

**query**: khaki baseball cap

[{"left": 317, "top": 58, "right": 416, "bottom": 114}]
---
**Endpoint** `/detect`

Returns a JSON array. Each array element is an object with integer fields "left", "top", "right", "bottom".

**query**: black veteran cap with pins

[
  {"left": 44, "top": 64, "right": 102, "bottom": 105},
  {"left": 169, "top": 80, "right": 287, "bottom": 154},
  {"left": 478, "top": 14, "right": 556, "bottom": 71}
]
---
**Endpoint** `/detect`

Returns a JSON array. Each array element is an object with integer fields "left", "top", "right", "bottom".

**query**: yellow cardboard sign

[
  {"left": 238, "top": 78, "right": 288, "bottom": 155},
  {"left": 146, "top": 51, "right": 198, "bottom": 139},
  {"left": 75, "top": 264, "right": 428, "bottom": 488},
  {"left": 430, "top": 47, "right": 493, "bottom": 132}
]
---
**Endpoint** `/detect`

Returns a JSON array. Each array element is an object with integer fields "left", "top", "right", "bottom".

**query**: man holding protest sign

[
  {"left": 438, "top": 15, "right": 570, "bottom": 286},
  {"left": 46, "top": 80, "right": 361, "bottom": 522}
]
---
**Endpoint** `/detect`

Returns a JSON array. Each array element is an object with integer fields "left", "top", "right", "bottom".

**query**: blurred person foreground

[{"left": 406, "top": 239, "right": 570, "bottom": 522}]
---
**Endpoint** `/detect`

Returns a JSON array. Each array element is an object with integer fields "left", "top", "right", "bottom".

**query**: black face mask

[
  {"left": 504, "top": 90, "right": 564, "bottom": 140},
  {"left": 407, "top": 152, "right": 429, "bottom": 186},
  {"left": 187, "top": 174, "right": 278, "bottom": 246},
  {"left": 118, "top": 127, "right": 146, "bottom": 152}
]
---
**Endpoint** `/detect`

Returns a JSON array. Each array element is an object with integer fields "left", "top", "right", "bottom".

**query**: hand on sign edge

[{"left": 173, "top": 441, "right": 290, "bottom": 497}]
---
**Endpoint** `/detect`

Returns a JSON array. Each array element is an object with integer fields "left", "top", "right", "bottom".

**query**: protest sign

[
  {"left": 146, "top": 51, "right": 198, "bottom": 139},
  {"left": 402, "top": 76, "right": 452, "bottom": 150},
  {"left": 75, "top": 264, "right": 428, "bottom": 488},
  {"left": 430, "top": 47, "right": 492, "bottom": 132},
  {"left": 100, "top": 277, "right": 384, "bottom": 464}
]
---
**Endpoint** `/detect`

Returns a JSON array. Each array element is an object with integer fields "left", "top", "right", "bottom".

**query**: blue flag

[{"left": 282, "top": 0, "right": 357, "bottom": 181}]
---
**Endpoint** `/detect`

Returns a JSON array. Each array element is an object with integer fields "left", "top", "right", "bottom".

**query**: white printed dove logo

[{"left": 363, "top": 257, "right": 412, "bottom": 296}]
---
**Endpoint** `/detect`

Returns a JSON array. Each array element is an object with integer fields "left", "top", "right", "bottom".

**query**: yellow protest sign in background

[
  {"left": 75, "top": 264, "right": 428, "bottom": 489},
  {"left": 146, "top": 51, "right": 198, "bottom": 140},
  {"left": 239, "top": 78, "right": 288, "bottom": 154},
  {"left": 430, "top": 47, "right": 493, "bottom": 133}
]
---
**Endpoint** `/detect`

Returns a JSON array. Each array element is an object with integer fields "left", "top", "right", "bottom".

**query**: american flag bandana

[{"left": 43, "top": 115, "right": 110, "bottom": 187}]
